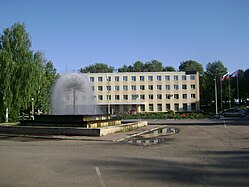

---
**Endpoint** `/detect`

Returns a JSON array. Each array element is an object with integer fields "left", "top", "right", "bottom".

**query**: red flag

[{"left": 221, "top": 72, "right": 230, "bottom": 81}]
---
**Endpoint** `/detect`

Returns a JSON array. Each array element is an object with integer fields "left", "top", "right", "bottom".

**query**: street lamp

[
  {"left": 31, "top": 98, "right": 34, "bottom": 120},
  {"left": 207, "top": 70, "right": 218, "bottom": 115},
  {"left": 214, "top": 76, "right": 218, "bottom": 115}
]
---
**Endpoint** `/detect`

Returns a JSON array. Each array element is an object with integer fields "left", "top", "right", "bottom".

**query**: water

[
  {"left": 127, "top": 127, "right": 178, "bottom": 146},
  {"left": 51, "top": 73, "right": 102, "bottom": 115}
]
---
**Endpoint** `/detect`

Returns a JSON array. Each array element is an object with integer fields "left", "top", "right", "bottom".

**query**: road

[{"left": 0, "top": 120, "right": 249, "bottom": 186}]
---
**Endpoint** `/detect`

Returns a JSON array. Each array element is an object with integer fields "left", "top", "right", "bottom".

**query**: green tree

[
  {"left": 164, "top": 66, "right": 176, "bottom": 72},
  {"left": 240, "top": 69, "right": 249, "bottom": 104},
  {"left": 144, "top": 60, "right": 164, "bottom": 72},
  {"left": 0, "top": 23, "right": 56, "bottom": 121},
  {"left": 80, "top": 63, "right": 114, "bottom": 73},
  {"left": 179, "top": 60, "right": 204, "bottom": 74},
  {"left": 33, "top": 52, "right": 57, "bottom": 114},
  {"left": 203, "top": 61, "right": 228, "bottom": 112},
  {"left": 0, "top": 23, "right": 34, "bottom": 121}
]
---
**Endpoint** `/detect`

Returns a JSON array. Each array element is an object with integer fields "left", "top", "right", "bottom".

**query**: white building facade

[{"left": 86, "top": 71, "right": 200, "bottom": 114}]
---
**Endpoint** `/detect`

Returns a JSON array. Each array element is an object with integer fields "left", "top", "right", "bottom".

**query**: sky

[{"left": 1, "top": 0, "right": 249, "bottom": 73}]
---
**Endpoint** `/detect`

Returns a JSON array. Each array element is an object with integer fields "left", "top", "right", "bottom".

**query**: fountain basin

[{"left": 20, "top": 114, "right": 121, "bottom": 128}]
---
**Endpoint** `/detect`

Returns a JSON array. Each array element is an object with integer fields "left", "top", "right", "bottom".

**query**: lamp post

[
  {"left": 214, "top": 76, "right": 218, "bottom": 115},
  {"left": 207, "top": 70, "right": 218, "bottom": 115},
  {"left": 31, "top": 98, "right": 34, "bottom": 120}
]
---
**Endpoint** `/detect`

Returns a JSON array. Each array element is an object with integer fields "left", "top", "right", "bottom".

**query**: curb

[{"left": 115, "top": 125, "right": 164, "bottom": 142}]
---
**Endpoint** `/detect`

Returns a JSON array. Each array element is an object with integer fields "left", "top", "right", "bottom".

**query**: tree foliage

[
  {"left": 0, "top": 23, "right": 57, "bottom": 121},
  {"left": 117, "top": 60, "right": 175, "bottom": 72},
  {"left": 79, "top": 63, "right": 114, "bottom": 73},
  {"left": 179, "top": 60, "right": 204, "bottom": 74}
]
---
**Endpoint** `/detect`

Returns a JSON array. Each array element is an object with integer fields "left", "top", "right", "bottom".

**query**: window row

[
  {"left": 90, "top": 75, "right": 195, "bottom": 82},
  {"left": 146, "top": 103, "right": 196, "bottom": 112},
  {"left": 97, "top": 94, "right": 196, "bottom": 100},
  {"left": 96, "top": 84, "right": 196, "bottom": 91}
]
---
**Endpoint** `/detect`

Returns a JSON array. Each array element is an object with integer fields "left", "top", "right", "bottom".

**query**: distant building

[{"left": 85, "top": 71, "right": 200, "bottom": 114}]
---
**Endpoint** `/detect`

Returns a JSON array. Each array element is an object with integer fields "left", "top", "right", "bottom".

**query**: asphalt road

[{"left": 0, "top": 120, "right": 249, "bottom": 187}]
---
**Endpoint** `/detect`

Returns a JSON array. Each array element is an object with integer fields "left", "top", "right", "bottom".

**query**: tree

[
  {"left": 0, "top": 23, "right": 56, "bottom": 121},
  {"left": 144, "top": 60, "right": 164, "bottom": 72},
  {"left": 203, "top": 61, "right": 228, "bottom": 112},
  {"left": 179, "top": 60, "right": 204, "bottom": 74},
  {"left": 80, "top": 63, "right": 114, "bottom": 73},
  {"left": 33, "top": 52, "right": 57, "bottom": 114},
  {"left": 164, "top": 66, "right": 176, "bottom": 72}
]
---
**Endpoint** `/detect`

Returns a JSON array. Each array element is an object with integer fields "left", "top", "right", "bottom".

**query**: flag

[
  {"left": 221, "top": 72, "right": 230, "bottom": 81},
  {"left": 231, "top": 70, "right": 239, "bottom": 78}
]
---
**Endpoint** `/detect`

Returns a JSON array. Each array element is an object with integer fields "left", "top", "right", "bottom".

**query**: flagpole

[
  {"left": 228, "top": 78, "right": 231, "bottom": 108},
  {"left": 237, "top": 76, "right": 239, "bottom": 105},
  {"left": 220, "top": 79, "right": 223, "bottom": 111}
]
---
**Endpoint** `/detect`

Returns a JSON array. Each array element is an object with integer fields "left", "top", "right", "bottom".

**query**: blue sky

[{"left": 1, "top": 0, "right": 249, "bottom": 73}]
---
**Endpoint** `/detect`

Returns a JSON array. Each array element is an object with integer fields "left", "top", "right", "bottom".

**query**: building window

[
  {"left": 140, "top": 105, "right": 145, "bottom": 111},
  {"left": 174, "top": 75, "right": 178, "bottom": 81},
  {"left": 165, "top": 85, "right": 170, "bottom": 90},
  {"left": 114, "top": 76, "right": 119, "bottom": 82},
  {"left": 148, "top": 76, "right": 153, "bottom": 81},
  {"left": 166, "top": 104, "right": 171, "bottom": 111},
  {"left": 148, "top": 85, "right": 153, "bottom": 90},
  {"left": 115, "top": 95, "right": 120, "bottom": 100},
  {"left": 157, "top": 104, "right": 162, "bottom": 111},
  {"left": 98, "top": 77, "right": 103, "bottom": 82},
  {"left": 98, "top": 95, "right": 103, "bottom": 100},
  {"left": 156, "top": 75, "right": 161, "bottom": 81},
  {"left": 165, "top": 75, "right": 170, "bottom": 81},
  {"left": 191, "top": 94, "right": 196, "bottom": 99},
  {"left": 140, "top": 76, "right": 144, "bottom": 81},
  {"left": 140, "top": 85, "right": 145, "bottom": 90},
  {"left": 183, "top": 103, "right": 188, "bottom": 111},
  {"left": 123, "top": 95, "right": 128, "bottom": 100},
  {"left": 114, "top": 86, "right": 120, "bottom": 91},
  {"left": 182, "top": 75, "right": 186, "bottom": 80},
  {"left": 131, "top": 76, "right": 136, "bottom": 81},
  {"left": 123, "top": 85, "right": 128, "bottom": 91},
  {"left": 174, "top": 94, "right": 179, "bottom": 99},
  {"left": 106, "top": 95, "right": 111, "bottom": 100},
  {"left": 106, "top": 86, "right": 111, "bottom": 91},
  {"left": 106, "top": 76, "right": 111, "bottom": 81},
  {"left": 90, "top": 77, "right": 94, "bottom": 82},
  {"left": 191, "top": 84, "right": 195, "bottom": 89},
  {"left": 166, "top": 94, "right": 172, "bottom": 99},
  {"left": 174, "top": 85, "right": 179, "bottom": 90},
  {"left": 131, "top": 85, "right": 136, "bottom": 90},
  {"left": 149, "top": 94, "right": 154, "bottom": 100},
  {"left": 183, "top": 94, "right": 187, "bottom": 99},
  {"left": 132, "top": 94, "right": 139, "bottom": 100},
  {"left": 174, "top": 103, "right": 179, "bottom": 111},
  {"left": 123, "top": 76, "right": 128, "bottom": 81},
  {"left": 140, "top": 94, "right": 145, "bottom": 100},
  {"left": 182, "top": 84, "right": 187, "bottom": 89},
  {"left": 157, "top": 85, "right": 162, "bottom": 90},
  {"left": 149, "top": 104, "right": 154, "bottom": 111},
  {"left": 190, "top": 75, "right": 195, "bottom": 80},
  {"left": 157, "top": 94, "right": 162, "bottom": 99},
  {"left": 98, "top": 86, "right": 103, "bottom": 91},
  {"left": 191, "top": 103, "right": 196, "bottom": 111},
  {"left": 92, "top": 86, "right": 94, "bottom": 91}
]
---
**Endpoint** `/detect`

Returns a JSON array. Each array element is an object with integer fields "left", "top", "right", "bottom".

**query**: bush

[{"left": 120, "top": 111, "right": 211, "bottom": 120}]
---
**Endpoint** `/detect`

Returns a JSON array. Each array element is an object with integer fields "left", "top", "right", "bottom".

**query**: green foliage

[
  {"left": 179, "top": 60, "right": 204, "bottom": 74},
  {"left": 117, "top": 60, "right": 175, "bottom": 72},
  {"left": 79, "top": 63, "right": 114, "bottom": 73},
  {"left": 0, "top": 23, "right": 57, "bottom": 122},
  {"left": 119, "top": 112, "right": 212, "bottom": 120}
]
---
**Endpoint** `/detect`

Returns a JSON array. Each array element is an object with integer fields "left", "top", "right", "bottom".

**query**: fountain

[
  {"left": 51, "top": 73, "right": 101, "bottom": 115},
  {"left": 0, "top": 73, "right": 147, "bottom": 136}
]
